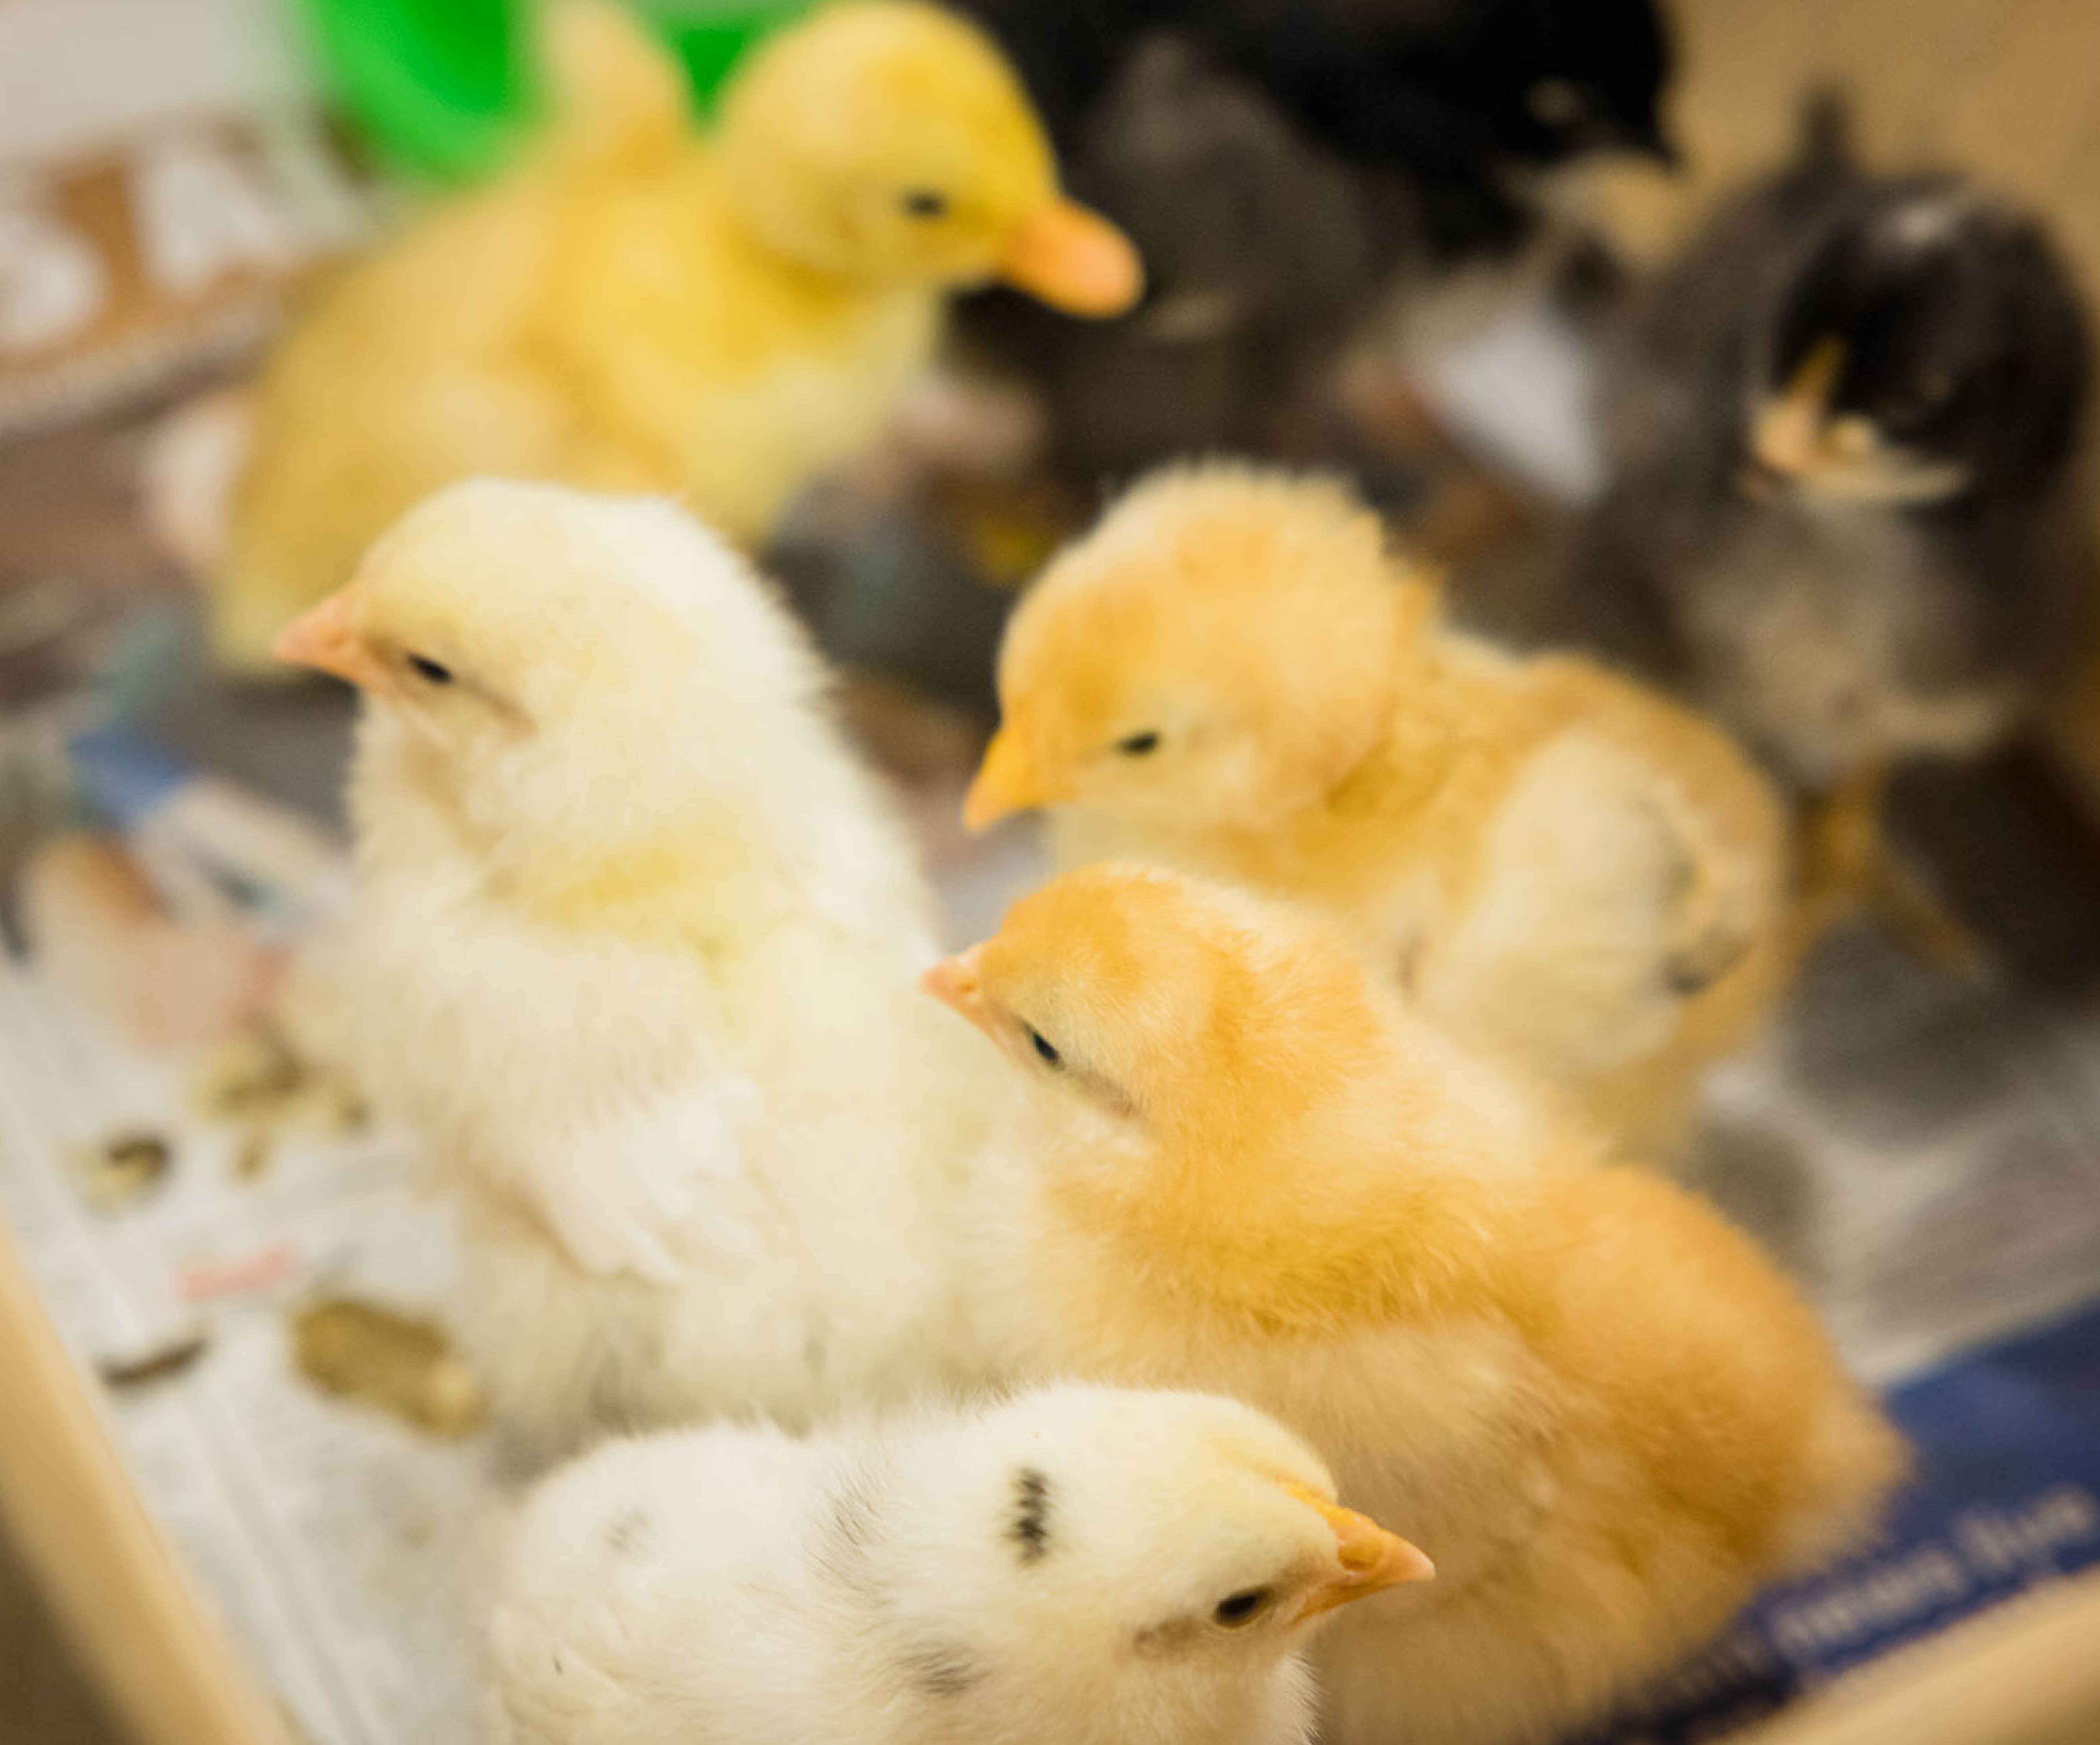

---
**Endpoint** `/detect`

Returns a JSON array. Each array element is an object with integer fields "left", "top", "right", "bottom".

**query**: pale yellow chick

[
  {"left": 278, "top": 480, "right": 1008, "bottom": 1466},
  {"left": 925, "top": 863, "right": 1905, "bottom": 1745},
  {"left": 215, "top": 0, "right": 1140, "bottom": 671},
  {"left": 967, "top": 464, "right": 1794, "bottom": 1152}
]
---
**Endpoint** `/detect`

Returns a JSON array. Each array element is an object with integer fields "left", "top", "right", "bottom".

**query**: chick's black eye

[
  {"left": 1027, "top": 1027, "right": 1062, "bottom": 1068},
  {"left": 406, "top": 653, "right": 453, "bottom": 685},
  {"left": 901, "top": 188, "right": 949, "bottom": 219},
  {"left": 1213, "top": 1588, "right": 1273, "bottom": 1628},
  {"left": 1114, "top": 731, "right": 1161, "bottom": 757},
  {"left": 1526, "top": 78, "right": 1584, "bottom": 126}
]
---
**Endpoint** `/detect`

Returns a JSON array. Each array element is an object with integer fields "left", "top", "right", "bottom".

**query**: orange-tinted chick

[{"left": 926, "top": 863, "right": 1904, "bottom": 1745}]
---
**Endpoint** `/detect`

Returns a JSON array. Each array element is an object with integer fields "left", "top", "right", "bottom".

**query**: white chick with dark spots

[
  {"left": 278, "top": 479, "right": 1010, "bottom": 1466},
  {"left": 487, "top": 1383, "right": 1433, "bottom": 1745}
]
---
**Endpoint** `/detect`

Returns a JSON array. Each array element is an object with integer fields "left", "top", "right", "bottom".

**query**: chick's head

[
  {"left": 1751, "top": 180, "right": 2090, "bottom": 507},
  {"left": 274, "top": 479, "right": 829, "bottom": 861},
  {"left": 1485, "top": 0, "right": 1677, "bottom": 168},
  {"left": 968, "top": 465, "right": 1435, "bottom": 833},
  {"left": 714, "top": 1, "right": 1140, "bottom": 314},
  {"left": 875, "top": 1385, "right": 1429, "bottom": 1738},
  {"left": 925, "top": 862, "right": 1388, "bottom": 1155}
]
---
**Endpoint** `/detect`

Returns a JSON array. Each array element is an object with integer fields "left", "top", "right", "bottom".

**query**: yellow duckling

[{"left": 213, "top": 0, "right": 1140, "bottom": 672}]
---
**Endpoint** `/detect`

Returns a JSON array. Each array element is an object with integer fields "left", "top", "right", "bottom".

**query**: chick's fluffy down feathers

[
  {"left": 487, "top": 1385, "right": 1379, "bottom": 1745},
  {"left": 339, "top": 482, "right": 1005, "bottom": 1463},
  {"left": 990, "top": 464, "right": 1794, "bottom": 1152},
  {"left": 948, "top": 866, "right": 1904, "bottom": 1745}
]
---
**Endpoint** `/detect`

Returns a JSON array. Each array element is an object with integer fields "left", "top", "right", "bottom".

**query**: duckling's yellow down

[{"left": 214, "top": 0, "right": 1139, "bottom": 671}]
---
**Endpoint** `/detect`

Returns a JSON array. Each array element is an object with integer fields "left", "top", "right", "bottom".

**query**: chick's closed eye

[
  {"left": 1027, "top": 1027, "right": 1063, "bottom": 1068},
  {"left": 406, "top": 653, "right": 454, "bottom": 685},
  {"left": 1114, "top": 731, "right": 1162, "bottom": 757},
  {"left": 901, "top": 188, "right": 950, "bottom": 219}
]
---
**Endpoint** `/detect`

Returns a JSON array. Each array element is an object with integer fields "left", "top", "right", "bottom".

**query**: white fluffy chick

[
  {"left": 276, "top": 479, "right": 1006, "bottom": 1464},
  {"left": 487, "top": 1382, "right": 1433, "bottom": 1745}
]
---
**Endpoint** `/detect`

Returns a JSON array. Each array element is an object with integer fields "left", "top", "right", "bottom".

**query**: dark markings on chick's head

[
  {"left": 602, "top": 1505, "right": 652, "bottom": 1558},
  {"left": 899, "top": 1643, "right": 987, "bottom": 1699},
  {"left": 1011, "top": 1467, "right": 1053, "bottom": 1564}
]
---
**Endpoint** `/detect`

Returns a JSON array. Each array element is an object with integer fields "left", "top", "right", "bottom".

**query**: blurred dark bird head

[
  {"left": 1485, "top": 0, "right": 1678, "bottom": 168},
  {"left": 957, "top": 0, "right": 1677, "bottom": 261},
  {"left": 1195, "top": 0, "right": 1677, "bottom": 255},
  {"left": 1750, "top": 177, "right": 2091, "bottom": 510}
]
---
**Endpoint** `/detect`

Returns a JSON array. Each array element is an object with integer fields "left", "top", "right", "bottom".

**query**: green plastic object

[{"left": 290, "top": 0, "right": 811, "bottom": 184}]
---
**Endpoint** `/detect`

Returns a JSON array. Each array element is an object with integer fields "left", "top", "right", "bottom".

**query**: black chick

[
  {"left": 946, "top": 0, "right": 1676, "bottom": 492},
  {"left": 1182, "top": 0, "right": 1676, "bottom": 256},
  {"left": 1571, "top": 98, "right": 2095, "bottom": 796},
  {"left": 951, "top": 35, "right": 1414, "bottom": 485}
]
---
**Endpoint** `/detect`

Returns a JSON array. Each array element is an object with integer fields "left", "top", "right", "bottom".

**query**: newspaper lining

[{"left": 0, "top": 961, "right": 489, "bottom": 1745}]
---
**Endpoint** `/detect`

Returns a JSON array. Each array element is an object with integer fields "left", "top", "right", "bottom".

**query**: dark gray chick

[
  {"left": 953, "top": 35, "right": 1419, "bottom": 488},
  {"left": 1569, "top": 99, "right": 2096, "bottom": 797}
]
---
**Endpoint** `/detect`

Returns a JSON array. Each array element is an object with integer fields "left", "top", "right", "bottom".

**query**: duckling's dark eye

[
  {"left": 1114, "top": 731, "right": 1161, "bottom": 757},
  {"left": 901, "top": 188, "right": 949, "bottom": 219},
  {"left": 1212, "top": 1588, "right": 1274, "bottom": 1628},
  {"left": 1026, "top": 1027, "right": 1062, "bottom": 1068},
  {"left": 406, "top": 654, "right": 454, "bottom": 685}
]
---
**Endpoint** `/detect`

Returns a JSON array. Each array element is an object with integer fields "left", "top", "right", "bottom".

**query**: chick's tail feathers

[
  {"left": 1792, "top": 86, "right": 1857, "bottom": 179},
  {"left": 1770, "top": 1378, "right": 1911, "bottom": 1576}
]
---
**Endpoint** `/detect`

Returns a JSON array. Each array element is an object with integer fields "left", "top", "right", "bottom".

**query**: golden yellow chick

[
  {"left": 966, "top": 463, "right": 1795, "bottom": 1153},
  {"left": 213, "top": 0, "right": 1140, "bottom": 671},
  {"left": 925, "top": 863, "right": 1905, "bottom": 1745}
]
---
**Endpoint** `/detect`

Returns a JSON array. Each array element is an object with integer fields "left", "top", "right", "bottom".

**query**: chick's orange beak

[
  {"left": 1288, "top": 1485, "right": 1435, "bottom": 1621},
  {"left": 921, "top": 947, "right": 996, "bottom": 1039},
  {"left": 1750, "top": 336, "right": 1846, "bottom": 478},
  {"left": 964, "top": 727, "right": 1064, "bottom": 831},
  {"left": 272, "top": 589, "right": 395, "bottom": 695},
  {"left": 998, "top": 197, "right": 1143, "bottom": 318}
]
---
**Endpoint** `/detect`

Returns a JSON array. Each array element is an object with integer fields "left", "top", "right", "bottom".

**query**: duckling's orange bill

[
  {"left": 1288, "top": 1486, "right": 1435, "bottom": 1619},
  {"left": 274, "top": 589, "right": 395, "bottom": 695},
  {"left": 964, "top": 727, "right": 1063, "bottom": 830},
  {"left": 999, "top": 197, "right": 1143, "bottom": 318}
]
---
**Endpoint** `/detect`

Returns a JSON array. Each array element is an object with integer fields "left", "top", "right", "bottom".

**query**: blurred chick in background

[
  {"left": 926, "top": 865, "right": 1905, "bottom": 1745},
  {"left": 277, "top": 481, "right": 1007, "bottom": 1466},
  {"left": 489, "top": 1384, "right": 1432, "bottom": 1745},
  {"left": 1173, "top": 0, "right": 1677, "bottom": 253},
  {"left": 940, "top": 0, "right": 1675, "bottom": 490},
  {"left": 967, "top": 465, "right": 1792, "bottom": 1152},
  {"left": 947, "top": 35, "right": 1406, "bottom": 487},
  {"left": 1568, "top": 98, "right": 2096, "bottom": 955},
  {"left": 213, "top": 0, "right": 1141, "bottom": 672}
]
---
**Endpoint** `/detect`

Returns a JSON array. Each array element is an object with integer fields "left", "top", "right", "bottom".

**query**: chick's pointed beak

[
  {"left": 272, "top": 589, "right": 395, "bottom": 695},
  {"left": 964, "top": 727, "right": 1064, "bottom": 831},
  {"left": 1288, "top": 1485, "right": 1435, "bottom": 1621},
  {"left": 1751, "top": 336, "right": 1846, "bottom": 477},
  {"left": 922, "top": 947, "right": 996, "bottom": 1039},
  {"left": 997, "top": 196, "right": 1143, "bottom": 318}
]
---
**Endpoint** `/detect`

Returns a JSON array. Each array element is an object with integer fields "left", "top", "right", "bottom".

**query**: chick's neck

[
  {"left": 367, "top": 714, "right": 816, "bottom": 953},
  {"left": 1323, "top": 623, "right": 1524, "bottom": 823},
  {"left": 1041, "top": 1038, "right": 1547, "bottom": 1336}
]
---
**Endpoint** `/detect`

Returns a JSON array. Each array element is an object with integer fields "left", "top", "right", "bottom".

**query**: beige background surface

[{"left": 1591, "top": 0, "right": 2100, "bottom": 284}]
